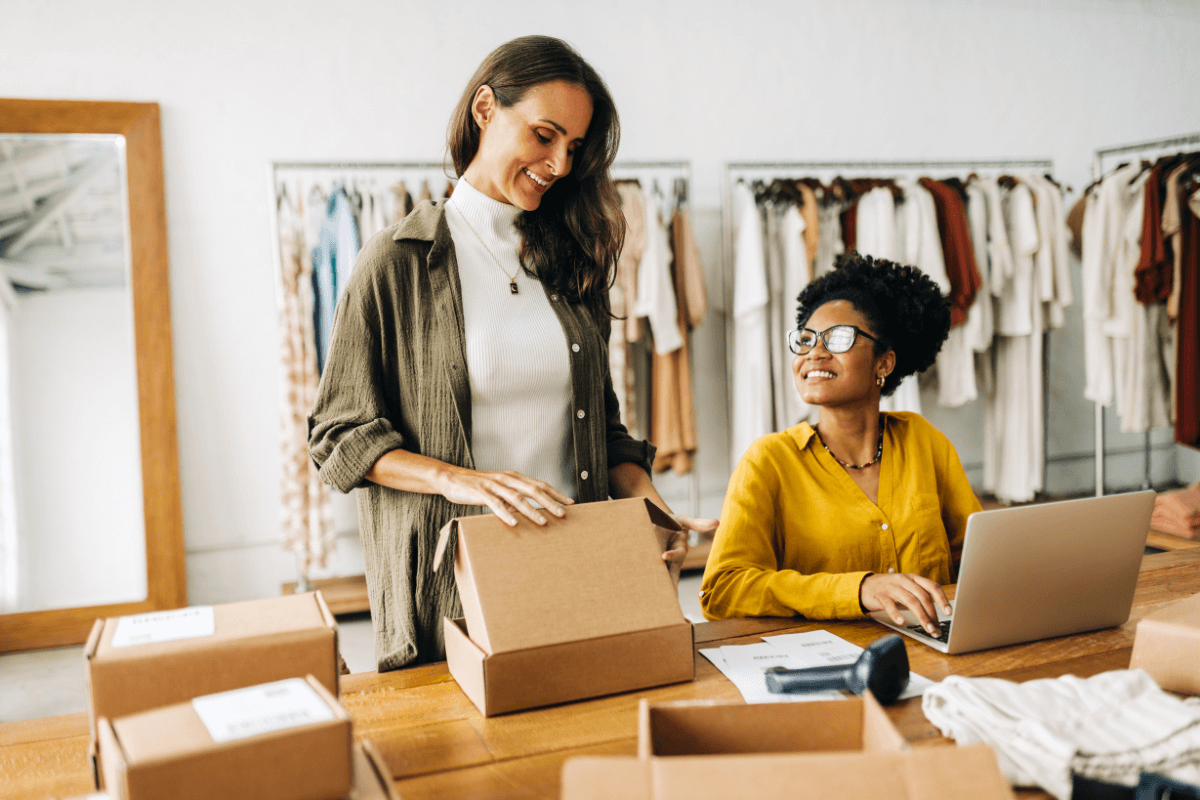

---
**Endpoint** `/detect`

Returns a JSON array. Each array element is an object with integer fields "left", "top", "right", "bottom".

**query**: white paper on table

[
  {"left": 699, "top": 644, "right": 843, "bottom": 704},
  {"left": 762, "top": 630, "right": 936, "bottom": 700}
]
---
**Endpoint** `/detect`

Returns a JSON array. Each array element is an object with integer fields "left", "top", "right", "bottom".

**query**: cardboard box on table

[
  {"left": 561, "top": 693, "right": 1015, "bottom": 799},
  {"left": 434, "top": 497, "right": 695, "bottom": 716},
  {"left": 97, "top": 675, "right": 351, "bottom": 800},
  {"left": 637, "top": 692, "right": 906, "bottom": 757},
  {"left": 58, "top": 740, "right": 397, "bottom": 800},
  {"left": 1130, "top": 591, "right": 1200, "bottom": 695},
  {"left": 85, "top": 592, "right": 339, "bottom": 785}
]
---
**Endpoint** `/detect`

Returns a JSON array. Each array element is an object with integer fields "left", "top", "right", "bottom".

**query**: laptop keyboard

[{"left": 907, "top": 620, "right": 952, "bottom": 643}]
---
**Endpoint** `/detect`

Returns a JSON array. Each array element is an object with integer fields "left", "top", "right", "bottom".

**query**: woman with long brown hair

[{"left": 309, "top": 35, "right": 716, "bottom": 671}]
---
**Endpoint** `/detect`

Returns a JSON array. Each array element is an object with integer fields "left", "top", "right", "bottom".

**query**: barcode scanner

[{"left": 763, "top": 634, "right": 910, "bottom": 704}]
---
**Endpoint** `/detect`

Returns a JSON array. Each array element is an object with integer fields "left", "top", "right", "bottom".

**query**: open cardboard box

[
  {"left": 434, "top": 497, "right": 695, "bottom": 716},
  {"left": 97, "top": 675, "right": 351, "bottom": 800},
  {"left": 562, "top": 692, "right": 1013, "bottom": 799},
  {"left": 562, "top": 746, "right": 1015, "bottom": 800},
  {"left": 637, "top": 692, "right": 906, "bottom": 757},
  {"left": 1130, "top": 591, "right": 1200, "bottom": 695},
  {"left": 86, "top": 592, "right": 339, "bottom": 787},
  {"left": 60, "top": 740, "right": 396, "bottom": 800}
]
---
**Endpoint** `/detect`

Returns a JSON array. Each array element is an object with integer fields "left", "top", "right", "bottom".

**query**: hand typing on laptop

[{"left": 859, "top": 572, "right": 952, "bottom": 637}]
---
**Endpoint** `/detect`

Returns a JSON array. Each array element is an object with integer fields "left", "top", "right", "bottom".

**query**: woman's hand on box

[
  {"left": 438, "top": 466, "right": 574, "bottom": 527},
  {"left": 665, "top": 514, "right": 719, "bottom": 585}
]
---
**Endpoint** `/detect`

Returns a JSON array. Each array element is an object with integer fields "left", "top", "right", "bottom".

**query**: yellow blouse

[{"left": 700, "top": 412, "right": 981, "bottom": 621}]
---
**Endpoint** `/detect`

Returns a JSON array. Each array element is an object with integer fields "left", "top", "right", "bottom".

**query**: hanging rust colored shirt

[
  {"left": 920, "top": 178, "right": 983, "bottom": 328},
  {"left": 840, "top": 202, "right": 857, "bottom": 255},
  {"left": 700, "top": 413, "right": 981, "bottom": 621},
  {"left": 308, "top": 200, "right": 655, "bottom": 670},
  {"left": 1177, "top": 201, "right": 1200, "bottom": 447},
  {"left": 1135, "top": 164, "right": 1171, "bottom": 304}
]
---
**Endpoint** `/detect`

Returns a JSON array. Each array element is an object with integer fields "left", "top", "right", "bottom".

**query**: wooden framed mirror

[{"left": 0, "top": 99, "right": 185, "bottom": 652}]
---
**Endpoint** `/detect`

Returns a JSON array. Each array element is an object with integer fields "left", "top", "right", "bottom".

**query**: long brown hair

[{"left": 448, "top": 35, "right": 623, "bottom": 321}]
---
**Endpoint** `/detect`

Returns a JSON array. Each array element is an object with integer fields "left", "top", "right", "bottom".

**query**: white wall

[
  {"left": 4, "top": 0, "right": 1199, "bottom": 606},
  {"left": 10, "top": 289, "right": 146, "bottom": 611}
]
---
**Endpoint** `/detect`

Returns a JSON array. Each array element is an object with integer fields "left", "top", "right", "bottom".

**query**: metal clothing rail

[
  {"left": 1091, "top": 132, "right": 1200, "bottom": 496},
  {"left": 270, "top": 159, "right": 449, "bottom": 171},
  {"left": 719, "top": 159, "right": 1053, "bottom": 466}
]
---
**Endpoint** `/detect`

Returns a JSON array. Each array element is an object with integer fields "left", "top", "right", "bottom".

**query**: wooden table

[{"left": 5, "top": 548, "right": 1199, "bottom": 800}]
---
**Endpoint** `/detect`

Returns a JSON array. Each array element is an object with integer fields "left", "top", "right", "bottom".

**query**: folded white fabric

[{"left": 922, "top": 669, "right": 1200, "bottom": 799}]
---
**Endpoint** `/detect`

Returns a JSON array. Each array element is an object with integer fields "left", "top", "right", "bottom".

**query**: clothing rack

[
  {"left": 610, "top": 160, "right": 701, "bottom": 519},
  {"left": 720, "top": 158, "right": 1055, "bottom": 494},
  {"left": 1091, "top": 133, "right": 1200, "bottom": 496}
]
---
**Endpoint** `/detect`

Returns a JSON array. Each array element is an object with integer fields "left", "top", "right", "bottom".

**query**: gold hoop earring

[{"left": 876, "top": 374, "right": 887, "bottom": 388}]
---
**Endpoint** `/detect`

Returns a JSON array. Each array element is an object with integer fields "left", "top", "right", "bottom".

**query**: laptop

[{"left": 869, "top": 490, "right": 1156, "bottom": 654}]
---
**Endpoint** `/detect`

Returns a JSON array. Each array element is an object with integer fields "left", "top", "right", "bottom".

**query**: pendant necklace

[
  {"left": 815, "top": 418, "right": 885, "bottom": 470},
  {"left": 448, "top": 199, "right": 521, "bottom": 295}
]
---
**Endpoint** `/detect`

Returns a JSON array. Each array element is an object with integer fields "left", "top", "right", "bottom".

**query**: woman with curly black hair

[{"left": 700, "top": 252, "right": 981, "bottom": 636}]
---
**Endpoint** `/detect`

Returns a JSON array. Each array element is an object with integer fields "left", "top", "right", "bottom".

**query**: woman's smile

[{"left": 523, "top": 167, "right": 551, "bottom": 192}]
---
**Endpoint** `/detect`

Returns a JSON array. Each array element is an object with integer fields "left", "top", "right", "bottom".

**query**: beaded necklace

[{"left": 815, "top": 419, "right": 885, "bottom": 470}]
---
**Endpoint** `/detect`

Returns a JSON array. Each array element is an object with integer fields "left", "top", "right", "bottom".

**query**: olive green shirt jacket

[{"left": 308, "top": 200, "right": 656, "bottom": 671}]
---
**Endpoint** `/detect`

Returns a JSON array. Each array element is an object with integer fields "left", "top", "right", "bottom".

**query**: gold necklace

[{"left": 448, "top": 199, "right": 521, "bottom": 295}]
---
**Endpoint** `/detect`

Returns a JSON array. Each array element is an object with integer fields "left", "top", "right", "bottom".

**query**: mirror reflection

[{"left": 0, "top": 133, "right": 146, "bottom": 614}]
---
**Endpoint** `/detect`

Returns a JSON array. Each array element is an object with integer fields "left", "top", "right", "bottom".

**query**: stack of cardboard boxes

[{"left": 73, "top": 591, "right": 398, "bottom": 800}]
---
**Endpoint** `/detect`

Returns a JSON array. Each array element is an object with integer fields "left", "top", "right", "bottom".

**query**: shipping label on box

[{"left": 109, "top": 607, "right": 215, "bottom": 648}]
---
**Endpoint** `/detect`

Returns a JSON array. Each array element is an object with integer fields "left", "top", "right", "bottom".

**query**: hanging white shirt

[
  {"left": 962, "top": 181, "right": 994, "bottom": 353},
  {"left": 731, "top": 182, "right": 774, "bottom": 469},
  {"left": 445, "top": 178, "right": 575, "bottom": 500},
  {"left": 854, "top": 187, "right": 898, "bottom": 261},
  {"left": 986, "top": 181, "right": 1044, "bottom": 503},
  {"left": 632, "top": 183, "right": 683, "bottom": 355},
  {"left": 898, "top": 180, "right": 950, "bottom": 293}
]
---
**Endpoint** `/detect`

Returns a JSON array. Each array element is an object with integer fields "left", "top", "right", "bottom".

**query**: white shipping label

[
  {"left": 192, "top": 678, "right": 336, "bottom": 744},
  {"left": 109, "top": 606, "right": 215, "bottom": 648}
]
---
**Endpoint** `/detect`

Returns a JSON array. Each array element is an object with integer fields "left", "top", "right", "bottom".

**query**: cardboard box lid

[
  {"left": 433, "top": 497, "right": 686, "bottom": 654},
  {"left": 1138, "top": 591, "right": 1200, "bottom": 632},
  {"left": 637, "top": 691, "right": 906, "bottom": 758},
  {"left": 89, "top": 592, "right": 336, "bottom": 662},
  {"left": 562, "top": 746, "right": 1014, "bottom": 800}
]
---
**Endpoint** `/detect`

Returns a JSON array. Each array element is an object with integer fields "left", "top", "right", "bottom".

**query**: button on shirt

[{"left": 700, "top": 412, "right": 981, "bottom": 621}]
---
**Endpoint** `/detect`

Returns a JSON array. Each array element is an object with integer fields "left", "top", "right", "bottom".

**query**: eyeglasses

[{"left": 787, "top": 325, "right": 881, "bottom": 355}]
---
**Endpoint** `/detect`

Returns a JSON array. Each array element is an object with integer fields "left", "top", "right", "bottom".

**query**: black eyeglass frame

[{"left": 788, "top": 324, "right": 883, "bottom": 355}]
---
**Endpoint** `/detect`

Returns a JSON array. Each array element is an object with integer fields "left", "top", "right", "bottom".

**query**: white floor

[{"left": 0, "top": 571, "right": 710, "bottom": 723}]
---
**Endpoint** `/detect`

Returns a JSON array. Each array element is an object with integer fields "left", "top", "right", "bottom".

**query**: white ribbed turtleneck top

[{"left": 445, "top": 178, "right": 575, "bottom": 500}]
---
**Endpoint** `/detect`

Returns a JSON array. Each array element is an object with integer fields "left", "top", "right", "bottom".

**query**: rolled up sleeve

[{"left": 308, "top": 284, "right": 407, "bottom": 494}]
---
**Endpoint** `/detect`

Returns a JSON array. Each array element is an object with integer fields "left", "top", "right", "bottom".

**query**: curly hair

[{"left": 793, "top": 251, "right": 951, "bottom": 397}]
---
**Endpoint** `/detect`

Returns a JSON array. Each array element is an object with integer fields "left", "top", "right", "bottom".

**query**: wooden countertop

[{"left": 5, "top": 548, "right": 1199, "bottom": 800}]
